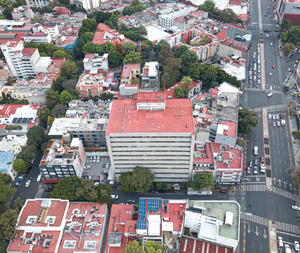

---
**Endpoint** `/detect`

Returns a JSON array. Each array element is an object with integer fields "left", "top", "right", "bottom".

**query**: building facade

[
  {"left": 141, "top": 61, "right": 159, "bottom": 89},
  {"left": 106, "top": 92, "right": 195, "bottom": 182}
]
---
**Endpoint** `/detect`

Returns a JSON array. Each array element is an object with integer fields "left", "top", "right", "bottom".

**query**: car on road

[
  {"left": 249, "top": 71, "right": 252, "bottom": 75},
  {"left": 269, "top": 72, "right": 272, "bottom": 76},
  {"left": 97, "top": 175, "right": 100, "bottom": 180},
  {"left": 295, "top": 241, "right": 299, "bottom": 252},
  {"left": 253, "top": 166, "right": 258, "bottom": 174},
  {"left": 258, "top": 68, "right": 260, "bottom": 73},
  {"left": 269, "top": 86, "right": 273, "bottom": 91},
  {"left": 278, "top": 236, "right": 283, "bottom": 248},
  {"left": 272, "top": 64, "right": 275, "bottom": 68},
  {"left": 273, "top": 121, "right": 276, "bottom": 127},
  {"left": 247, "top": 166, "right": 251, "bottom": 174},
  {"left": 158, "top": 189, "right": 167, "bottom": 193},
  {"left": 272, "top": 115, "right": 276, "bottom": 120},
  {"left": 254, "top": 159, "right": 258, "bottom": 166},
  {"left": 276, "top": 115, "right": 279, "bottom": 120},
  {"left": 268, "top": 114, "right": 272, "bottom": 119},
  {"left": 281, "top": 119, "right": 286, "bottom": 126},
  {"left": 260, "top": 156, "right": 264, "bottom": 163},
  {"left": 277, "top": 121, "right": 281, "bottom": 127},
  {"left": 249, "top": 161, "right": 252, "bottom": 167},
  {"left": 268, "top": 93, "right": 273, "bottom": 97},
  {"left": 148, "top": 190, "right": 158, "bottom": 193},
  {"left": 110, "top": 195, "right": 118, "bottom": 200},
  {"left": 25, "top": 180, "right": 31, "bottom": 188},
  {"left": 292, "top": 205, "right": 300, "bottom": 210},
  {"left": 258, "top": 79, "right": 261, "bottom": 84},
  {"left": 220, "top": 189, "right": 228, "bottom": 193},
  {"left": 168, "top": 189, "right": 176, "bottom": 193},
  {"left": 280, "top": 114, "right": 284, "bottom": 118},
  {"left": 127, "top": 199, "right": 135, "bottom": 203},
  {"left": 294, "top": 64, "right": 297, "bottom": 68}
]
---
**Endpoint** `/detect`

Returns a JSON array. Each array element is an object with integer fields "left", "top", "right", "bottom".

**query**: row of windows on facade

[{"left": 72, "top": 134, "right": 104, "bottom": 138}]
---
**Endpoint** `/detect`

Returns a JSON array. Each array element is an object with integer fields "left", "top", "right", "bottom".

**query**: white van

[
  {"left": 254, "top": 146, "right": 258, "bottom": 155},
  {"left": 278, "top": 236, "right": 283, "bottom": 248},
  {"left": 281, "top": 119, "right": 286, "bottom": 126},
  {"left": 37, "top": 174, "right": 42, "bottom": 182},
  {"left": 285, "top": 244, "right": 291, "bottom": 253}
]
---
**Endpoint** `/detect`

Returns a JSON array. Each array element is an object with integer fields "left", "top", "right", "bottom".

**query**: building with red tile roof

[
  {"left": 121, "top": 62, "right": 140, "bottom": 84},
  {"left": 105, "top": 199, "right": 186, "bottom": 252},
  {"left": 47, "top": 57, "right": 66, "bottom": 74},
  {"left": 53, "top": 6, "right": 71, "bottom": 17},
  {"left": 75, "top": 73, "right": 106, "bottom": 98},
  {"left": 106, "top": 92, "right": 195, "bottom": 182},
  {"left": 92, "top": 23, "right": 138, "bottom": 52},
  {"left": 7, "top": 199, "right": 108, "bottom": 253}
]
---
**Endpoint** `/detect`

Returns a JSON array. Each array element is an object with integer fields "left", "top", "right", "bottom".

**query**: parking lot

[{"left": 81, "top": 155, "right": 110, "bottom": 183}]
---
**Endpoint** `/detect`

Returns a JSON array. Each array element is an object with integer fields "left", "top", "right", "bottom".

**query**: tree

[
  {"left": 287, "top": 166, "right": 300, "bottom": 185},
  {"left": 190, "top": 34, "right": 210, "bottom": 46},
  {"left": 0, "top": 208, "right": 19, "bottom": 240},
  {"left": 282, "top": 43, "right": 295, "bottom": 57},
  {"left": 281, "top": 19, "right": 293, "bottom": 31},
  {"left": 0, "top": 174, "right": 15, "bottom": 203},
  {"left": 45, "top": 89, "right": 59, "bottom": 110},
  {"left": 153, "top": 40, "right": 167, "bottom": 55},
  {"left": 62, "top": 79, "right": 77, "bottom": 90},
  {"left": 43, "top": 43, "right": 57, "bottom": 57},
  {"left": 38, "top": 108, "right": 51, "bottom": 128},
  {"left": 292, "top": 131, "right": 300, "bottom": 140},
  {"left": 165, "top": 183, "right": 172, "bottom": 190},
  {"left": 128, "top": 166, "right": 155, "bottom": 193},
  {"left": 76, "top": 180, "right": 98, "bottom": 202},
  {"left": 163, "top": 58, "right": 182, "bottom": 87},
  {"left": 50, "top": 176, "right": 82, "bottom": 201},
  {"left": 26, "top": 125, "right": 45, "bottom": 148},
  {"left": 193, "top": 172, "right": 215, "bottom": 190},
  {"left": 130, "top": 77, "right": 140, "bottom": 84},
  {"left": 157, "top": 44, "right": 174, "bottom": 66},
  {"left": 156, "top": 182, "right": 163, "bottom": 189},
  {"left": 51, "top": 104, "right": 68, "bottom": 117},
  {"left": 123, "top": 6, "right": 135, "bottom": 15},
  {"left": 16, "top": 145, "right": 36, "bottom": 165},
  {"left": 119, "top": 172, "right": 135, "bottom": 192},
  {"left": 219, "top": 8, "right": 239, "bottom": 23},
  {"left": 60, "top": 60, "right": 78, "bottom": 79},
  {"left": 188, "top": 63, "right": 203, "bottom": 81},
  {"left": 180, "top": 76, "right": 193, "bottom": 96},
  {"left": 67, "top": 89, "right": 79, "bottom": 99},
  {"left": 59, "top": 90, "right": 73, "bottom": 104},
  {"left": 79, "top": 18, "right": 97, "bottom": 35},
  {"left": 3, "top": 6, "right": 12, "bottom": 20},
  {"left": 13, "top": 159, "right": 28, "bottom": 173},
  {"left": 198, "top": 0, "right": 215, "bottom": 12},
  {"left": 53, "top": 49, "right": 67, "bottom": 58},
  {"left": 103, "top": 41, "right": 116, "bottom": 53},
  {"left": 123, "top": 51, "right": 141, "bottom": 64},
  {"left": 160, "top": 73, "right": 172, "bottom": 90},
  {"left": 125, "top": 240, "right": 142, "bottom": 253},
  {"left": 125, "top": 240, "right": 163, "bottom": 253},
  {"left": 174, "top": 87, "right": 185, "bottom": 98},
  {"left": 52, "top": 76, "right": 67, "bottom": 93},
  {"left": 104, "top": 20, "right": 114, "bottom": 28},
  {"left": 121, "top": 42, "right": 136, "bottom": 54},
  {"left": 238, "top": 108, "right": 258, "bottom": 135},
  {"left": 83, "top": 42, "right": 97, "bottom": 54},
  {"left": 108, "top": 50, "right": 123, "bottom": 67}
]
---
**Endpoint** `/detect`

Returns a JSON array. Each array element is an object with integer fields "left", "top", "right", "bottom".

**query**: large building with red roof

[
  {"left": 7, "top": 198, "right": 108, "bottom": 253},
  {"left": 106, "top": 91, "right": 195, "bottom": 182}
]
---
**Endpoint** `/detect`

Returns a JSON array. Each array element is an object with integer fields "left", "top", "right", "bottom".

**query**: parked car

[
  {"left": 158, "top": 189, "right": 167, "bottom": 193},
  {"left": 168, "top": 189, "right": 176, "bottom": 193},
  {"left": 247, "top": 166, "right": 251, "bottom": 174},
  {"left": 110, "top": 195, "right": 119, "bottom": 200},
  {"left": 295, "top": 241, "right": 299, "bottom": 252},
  {"left": 25, "top": 180, "right": 31, "bottom": 188},
  {"left": 292, "top": 205, "right": 300, "bottom": 210},
  {"left": 148, "top": 190, "right": 158, "bottom": 193},
  {"left": 127, "top": 199, "right": 135, "bottom": 203},
  {"left": 220, "top": 189, "right": 228, "bottom": 193}
]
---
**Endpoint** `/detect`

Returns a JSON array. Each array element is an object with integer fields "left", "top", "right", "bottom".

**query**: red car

[
  {"left": 272, "top": 65, "right": 275, "bottom": 68},
  {"left": 247, "top": 166, "right": 251, "bottom": 174},
  {"left": 97, "top": 175, "right": 100, "bottom": 180},
  {"left": 260, "top": 156, "right": 264, "bottom": 163},
  {"left": 220, "top": 189, "right": 229, "bottom": 193}
]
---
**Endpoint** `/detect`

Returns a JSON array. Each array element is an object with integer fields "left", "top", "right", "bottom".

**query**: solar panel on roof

[
  {"left": 148, "top": 198, "right": 160, "bottom": 211},
  {"left": 16, "top": 118, "right": 23, "bottom": 123},
  {"left": 12, "top": 118, "right": 17, "bottom": 123},
  {"left": 21, "top": 118, "right": 27, "bottom": 123},
  {"left": 137, "top": 219, "right": 146, "bottom": 229},
  {"left": 164, "top": 200, "right": 168, "bottom": 204}
]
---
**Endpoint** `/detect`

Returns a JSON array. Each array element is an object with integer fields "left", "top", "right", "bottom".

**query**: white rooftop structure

[
  {"left": 222, "top": 63, "right": 246, "bottom": 81},
  {"left": 145, "top": 26, "right": 170, "bottom": 42},
  {"left": 148, "top": 215, "right": 161, "bottom": 236}
]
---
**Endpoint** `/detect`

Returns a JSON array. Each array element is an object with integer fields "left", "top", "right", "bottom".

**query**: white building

[
  {"left": 106, "top": 92, "right": 195, "bottom": 182},
  {"left": 83, "top": 53, "right": 109, "bottom": 72},
  {"left": 76, "top": 0, "right": 103, "bottom": 11},
  {"left": 183, "top": 200, "right": 240, "bottom": 252},
  {"left": 158, "top": 6, "right": 197, "bottom": 29},
  {"left": 32, "top": 25, "right": 60, "bottom": 39},
  {"left": 141, "top": 61, "right": 159, "bottom": 89},
  {"left": 0, "top": 42, "right": 40, "bottom": 78},
  {"left": 25, "top": 0, "right": 51, "bottom": 8},
  {"left": 23, "top": 32, "right": 52, "bottom": 44}
]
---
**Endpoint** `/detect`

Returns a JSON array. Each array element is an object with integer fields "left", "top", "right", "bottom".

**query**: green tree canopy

[
  {"left": 45, "top": 89, "right": 59, "bottom": 110},
  {"left": 26, "top": 125, "right": 45, "bottom": 148},
  {"left": 51, "top": 104, "right": 68, "bottom": 117},
  {"left": 83, "top": 42, "right": 97, "bottom": 54},
  {"left": 123, "top": 51, "right": 141, "bottom": 64},
  {"left": 60, "top": 60, "right": 78, "bottom": 80},
  {"left": 198, "top": 0, "right": 215, "bottom": 12},
  {"left": 282, "top": 43, "right": 295, "bottom": 57},
  {"left": 128, "top": 166, "right": 155, "bottom": 193},
  {"left": 79, "top": 18, "right": 97, "bottom": 35},
  {"left": 108, "top": 50, "right": 124, "bottom": 68},
  {"left": 16, "top": 145, "right": 36, "bottom": 165},
  {"left": 219, "top": 8, "right": 239, "bottom": 23},
  {"left": 53, "top": 49, "right": 67, "bottom": 58},
  {"left": 0, "top": 174, "right": 15, "bottom": 203},
  {"left": 180, "top": 76, "right": 193, "bottom": 97},
  {"left": 121, "top": 42, "right": 136, "bottom": 54},
  {"left": 238, "top": 108, "right": 258, "bottom": 135},
  {"left": 76, "top": 180, "right": 98, "bottom": 202},
  {"left": 125, "top": 240, "right": 163, "bottom": 253},
  {"left": 119, "top": 172, "right": 135, "bottom": 192},
  {"left": 13, "top": 159, "right": 28, "bottom": 173},
  {"left": 38, "top": 108, "right": 51, "bottom": 128},
  {"left": 158, "top": 44, "right": 174, "bottom": 66},
  {"left": 174, "top": 87, "right": 185, "bottom": 98},
  {"left": 163, "top": 57, "right": 182, "bottom": 87},
  {"left": 292, "top": 131, "right": 300, "bottom": 140},
  {"left": 193, "top": 171, "right": 215, "bottom": 190},
  {"left": 59, "top": 90, "right": 73, "bottom": 104},
  {"left": 281, "top": 19, "right": 293, "bottom": 31},
  {"left": 0, "top": 208, "right": 19, "bottom": 240},
  {"left": 50, "top": 176, "right": 82, "bottom": 201},
  {"left": 153, "top": 40, "right": 168, "bottom": 55}
]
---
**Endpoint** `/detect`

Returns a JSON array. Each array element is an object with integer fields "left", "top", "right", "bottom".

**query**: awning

[{"left": 225, "top": 211, "right": 233, "bottom": 226}]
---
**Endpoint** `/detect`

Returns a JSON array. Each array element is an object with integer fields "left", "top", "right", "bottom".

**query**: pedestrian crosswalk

[
  {"left": 241, "top": 212, "right": 269, "bottom": 226},
  {"left": 276, "top": 221, "right": 300, "bottom": 234},
  {"left": 251, "top": 104, "right": 286, "bottom": 113},
  {"left": 240, "top": 183, "right": 266, "bottom": 191},
  {"left": 272, "top": 187, "right": 300, "bottom": 201}
]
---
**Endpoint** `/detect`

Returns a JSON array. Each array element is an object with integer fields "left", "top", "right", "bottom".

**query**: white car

[
  {"left": 269, "top": 86, "right": 273, "bottom": 91},
  {"left": 292, "top": 205, "right": 300, "bottom": 210},
  {"left": 267, "top": 93, "right": 273, "bottom": 97},
  {"left": 266, "top": 34, "right": 269, "bottom": 37},
  {"left": 258, "top": 79, "right": 261, "bottom": 84},
  {"left": 268, "top": 114, "right": 272, "bottom": 119},
  {"left": 295, "top": 241, "right": 299, "bottom": 252},
  {"left": 269, "top": 72, "right": 272, "bottom": 76},
  {"left": 110, "top": 195, "right": 119, "bottom": 200},
  {"left": 25, "top": 180, "right": 31, "bottom": 188}
]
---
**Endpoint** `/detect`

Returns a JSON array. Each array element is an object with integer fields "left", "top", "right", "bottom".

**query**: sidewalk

[{"left": 288, "top": 113, "right": 300, "bottom": 169}]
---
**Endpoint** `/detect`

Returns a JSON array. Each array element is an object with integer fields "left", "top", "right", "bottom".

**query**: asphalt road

[{"left": 239, "top": 0, "right": 300, "bottom": 252}]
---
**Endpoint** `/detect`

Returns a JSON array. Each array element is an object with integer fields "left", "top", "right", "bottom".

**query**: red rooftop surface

[
  {"left": 221, "top": 38, "right": 248, "bottom": 53},
  {"left": 22, "top": 48, "right": 37, "bottom": 57},
  {"left": 106, "top": 92, "right": 195, "bottom": 135},
  {"left": 193, "top": 142, "right": 214, "bottom": 165},
  {"left": 0, "top": 104, "right": 39, "bottom": 117},
  {"left": 104, "top": 204, "right": 134, "bottom": 253},
  {"left": 121, "top": 62, "right": 140, "bottom": 79},
  {"left": 219, "top": 120, "right": 237, "bottom": 138},
  {"left": 179, "top": 237, "right": 233, "bottom": 253},
  {"left": 215, "top": 29, "right": 227, "bottom": 40}
]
